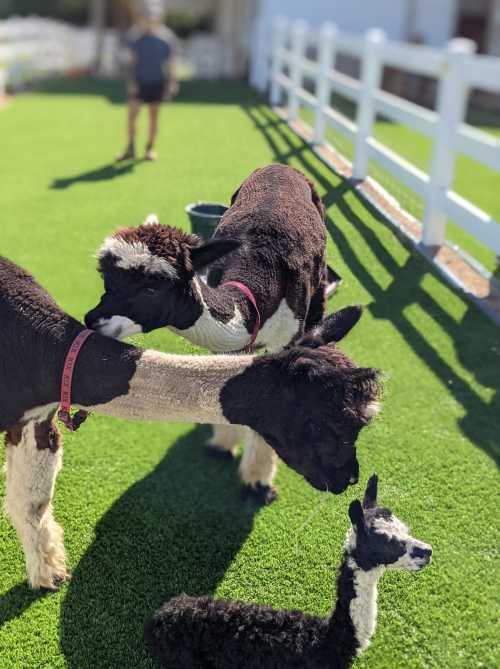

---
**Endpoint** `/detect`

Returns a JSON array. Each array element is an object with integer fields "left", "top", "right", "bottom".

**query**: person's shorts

[{"left": 134, "top": 81, "right": 166, "bottom": 103}]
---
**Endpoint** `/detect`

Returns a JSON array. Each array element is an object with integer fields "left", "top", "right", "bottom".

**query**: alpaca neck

[
  {"left": 329, "top": 554, "right": 383, "bottom": 656},
  {"left": 83, "top": 347, "right": 254, "bottom": 425},
  {"left": 170, "top": 277, "right": 254, "bottom": 352}
]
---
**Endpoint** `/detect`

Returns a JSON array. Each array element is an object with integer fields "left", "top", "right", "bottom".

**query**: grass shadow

[
  {"left": 51, "top": 159, "right": 145, "bottom": 190},
  {"left": 0, "top": 583, "right": 48, "bottom": 628},
  {"left": 244, "top": 102, "right": 499, "bottom": 467},
  {"left": 36, "top": 77, "right": 264, "bottom": 107},
  {"left": 59, "top": 425, "right": 257, "bottom": 668},
  {"left": 36, "top": 77, "right": 127, "bottom": 104},
  {"left": 330, "top": 191, "right": 500, "bottom": 467}
]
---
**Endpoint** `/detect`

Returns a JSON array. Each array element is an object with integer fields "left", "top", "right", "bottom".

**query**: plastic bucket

[{"left": 185, "top": 202, "right": 228, "bottom": 241}]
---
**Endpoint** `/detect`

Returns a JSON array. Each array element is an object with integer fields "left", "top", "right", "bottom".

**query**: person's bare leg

[
  {"left": 117, "top": 98, "right": 141, "bottom": 161},
  {"left": 145, "top": 102, "right": 160, "bottom": 160}
]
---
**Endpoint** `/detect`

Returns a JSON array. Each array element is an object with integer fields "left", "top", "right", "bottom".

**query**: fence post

[
  {"left": 288, "top": 20, "right": 308, "bottom": 122},
  {"left": 249, "top": 10, "right": 268, "bottom": 91},
  {"left": 352, "top": 29, "right": 386, "bottom": 181},
  {"left": 270, "top": 16, "right": 288, "bottom": 106},
  {"left": 313, "top": 22, "right": 337, "bottom": 145},
  {"left": 422, "top": 38, "right": 476, "bottom": 247}
]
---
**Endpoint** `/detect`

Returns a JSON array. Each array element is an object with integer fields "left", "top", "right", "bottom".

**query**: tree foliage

[{"left": 0, "top": 0, "right": 89, "bottom": 25}]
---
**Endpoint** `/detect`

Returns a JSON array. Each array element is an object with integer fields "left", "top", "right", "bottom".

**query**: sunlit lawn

[{"left": 0, "top": 79, "right": 498, "bottom": 668}]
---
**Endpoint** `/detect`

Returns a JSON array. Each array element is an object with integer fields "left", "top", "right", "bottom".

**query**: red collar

[
  {"left": 222, "top": 281, "right": 261, "bottom": 351},
  {"left": 58, "top": 329, "right": 94, "bottom": 431}
]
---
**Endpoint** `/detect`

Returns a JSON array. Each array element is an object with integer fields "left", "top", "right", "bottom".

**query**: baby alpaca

[{"left": 145, "top": 475, "right": 432, "bottom": 669}]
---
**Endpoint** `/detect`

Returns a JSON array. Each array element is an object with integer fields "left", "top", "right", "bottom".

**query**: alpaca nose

[{"left": 411, "top": 545, "right": 432, "bottom": 560}]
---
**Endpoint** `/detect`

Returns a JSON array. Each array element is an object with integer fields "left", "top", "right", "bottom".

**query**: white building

[{"left": 250, "top": 0, "right": 500, "bottom": 89}]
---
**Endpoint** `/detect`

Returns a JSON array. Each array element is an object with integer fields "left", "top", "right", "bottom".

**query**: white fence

[
  {"left": 268, "top": 17, "right": 500, "bottom": 257},
  {"left": 0, "top": 17, "right": 117, "bottom": 93}
]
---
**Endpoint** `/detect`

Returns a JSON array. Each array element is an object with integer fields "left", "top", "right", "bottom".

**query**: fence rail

[{"left": 268, "top": 17, "right": 500, "bottom": 258}]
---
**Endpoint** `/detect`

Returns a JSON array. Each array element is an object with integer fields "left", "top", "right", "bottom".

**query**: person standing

[{"left": 117, "top": 3, "right": 178, "bottom": 162}]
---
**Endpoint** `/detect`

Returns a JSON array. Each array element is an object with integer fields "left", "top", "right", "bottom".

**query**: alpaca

[
  {"left": 146, "top": 475, "right": 432, "bottom": 669},
  {"left": 0, "top": 256, "right": 380, "bottom": 589},
  {"left": 85, "top": 164, "right": 333, "bottom": 502}
]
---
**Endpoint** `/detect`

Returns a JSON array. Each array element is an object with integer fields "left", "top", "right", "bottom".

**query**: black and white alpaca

[
  {"left": 85, "top": 164, "right": 334, "bottom": 502},
  {"left": 0, "top": 256, "right": 380, "bottom": 589},
  {"left": 146, "top": 475, "right": 432, "bottom": 669}
]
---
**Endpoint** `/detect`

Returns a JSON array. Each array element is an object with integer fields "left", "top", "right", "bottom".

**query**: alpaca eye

[{"left": 146, "top": 287, "right": 158, "bottom": 294}]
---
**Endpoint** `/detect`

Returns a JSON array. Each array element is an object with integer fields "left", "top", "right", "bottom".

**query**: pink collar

[
  {"left": 58, "top": 329, "right": 94, "bottom": 431},
  {"left": 222, "top": 281, "right": 261, "bottom": 351}
]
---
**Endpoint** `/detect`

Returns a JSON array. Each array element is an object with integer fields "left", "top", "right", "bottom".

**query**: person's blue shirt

[{"left": 128, "top": 26, "right": 175, "bottom": 84}]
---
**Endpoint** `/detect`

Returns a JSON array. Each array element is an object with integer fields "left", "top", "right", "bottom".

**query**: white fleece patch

[
  {"left": 349, "top": 560, "right": 384, "bottom": 652},
  {"left": 387, "top": 538, "right": 432, "bottom": 571},
  {"left": 170, "top": 277, "right": 251, "bottom": 352},
  {"left": 364, "top": 400, "right": 381, "bottom": 419},
  {"left": 4, "top": 422, "right": 67, "bottom": 589},
  {"left": 256, "top": 298, "right": 300, "bottom": 352},
  {"left": 99, "top": 236, "right": 178, "bottom": 278},
  {"left": 85, "top": 348, "right": 254, "bottom": 425},
  {"left": 96, "top": 315, "right": 143, "bottom": 340},
  {"left": 21, "top": 403, "right": 58, "bottom": 423},
  {"left": 373, "top": 515, "right": 409, "bottom": 542},
  {"left": 143, "top": 213, "right": 160, "bottom": 225}
]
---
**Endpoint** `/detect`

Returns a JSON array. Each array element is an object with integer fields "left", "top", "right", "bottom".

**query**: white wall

[
  {"left": 413, "top": 0, "right": 456, "bottom": 46},
  {"left": 250, "top": 0, "right": 457, "bottom": 89},
  {"left": 487, "top": 0, "right": 500, "bottom": 56},
  {"left": 257, "top": 0, "right": 408, "bottom": 37}
]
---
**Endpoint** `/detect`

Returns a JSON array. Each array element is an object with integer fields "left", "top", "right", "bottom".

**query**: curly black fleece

[{"left": 145, "top": 562, "right": 359, "bottom": 669}]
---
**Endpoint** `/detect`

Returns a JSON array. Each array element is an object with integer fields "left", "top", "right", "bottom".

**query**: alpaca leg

[
  {"left": 206, "top": 424, "right": 243, "bottom": 460},
  {"left": 4, "top": 420, "right": 68, "bottom": 590},
  {"left": 239, "top": 430, "right": 278, "bottom": 505}
]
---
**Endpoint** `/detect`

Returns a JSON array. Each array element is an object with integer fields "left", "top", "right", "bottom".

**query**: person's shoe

[
  {"left": 116, "top": 146, "right": 135, "bottom": 162},
  {"left": 145, "top": 145, "right": 157, "bottom": 161}
]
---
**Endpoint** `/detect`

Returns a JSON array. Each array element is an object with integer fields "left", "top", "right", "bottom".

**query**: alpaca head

[
  {"left": 346, "top": 475, "right": 432, "bottom": 571},
  {"left": 85, "top": 218, "right": 239, "bottom": 338},
  {"left": 221, "top": 307, "right": 382, "bottom": 494}
]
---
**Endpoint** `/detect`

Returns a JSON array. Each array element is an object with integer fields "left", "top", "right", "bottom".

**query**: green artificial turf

[{"left": 0, "top": 79, "right": 499, "bottom": 669}]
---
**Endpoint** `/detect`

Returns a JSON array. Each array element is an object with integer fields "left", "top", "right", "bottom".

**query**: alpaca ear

[
  {"left": 363, "top": 474, "right": 378, "bottom": 509},
  {"left": 348, "top": 500, "right": 365, "bottom": 533},
  {"left": 230, "top": 186, "right": 241, "bottom": 206},
  {"left": 324, "top": 306, "right": 363, "bottom": 342},
  {"left": 308, "top": 178, "right": 325, "bottom": 220},
  {"left": 190, "top": 239, "right": 240, "bottom": 271},
  {"left": 298, "top": 306, "right": 363, "bottom": 348}
]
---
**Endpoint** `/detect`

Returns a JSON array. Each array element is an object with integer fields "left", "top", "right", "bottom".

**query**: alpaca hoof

[
  {"left": 242, "top": 483, "right": 278, "bottom": 506},
  {"left": 204, "top": 444, "right": 235, "bottom": 461},
  {"left": 40, "top": 571, "right": 71, "bottom": 592}
]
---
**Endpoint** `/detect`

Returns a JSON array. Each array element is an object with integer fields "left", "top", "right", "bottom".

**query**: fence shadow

[
  {"left": 243, "top": 103, "right": 499, "bottom": 467},
  {"left": 59, "top": 425, "right": 257, "bottom": 668}
]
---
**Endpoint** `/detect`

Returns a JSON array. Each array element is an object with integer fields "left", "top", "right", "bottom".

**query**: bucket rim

[{"left": 185, "top": 201, "right": 229, "bottom": 219}]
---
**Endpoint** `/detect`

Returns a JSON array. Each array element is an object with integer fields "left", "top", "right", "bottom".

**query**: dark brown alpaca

[{"left": 86, "top": 164, "right": 337, "bottom": 503}]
